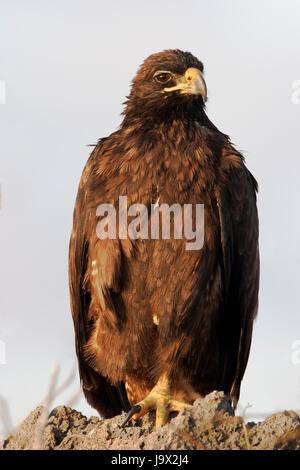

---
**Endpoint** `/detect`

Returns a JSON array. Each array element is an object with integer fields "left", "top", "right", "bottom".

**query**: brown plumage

[{"left": 69, "top": 49, "right": 259, "bottom": 423}]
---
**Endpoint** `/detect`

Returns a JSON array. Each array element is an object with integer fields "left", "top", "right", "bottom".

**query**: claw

[
  {"left": 121, "top": 404, "right": 142, "bottom": 427},
  {"left": 122, "top": 374, "right": 192, "bottom": 429}
]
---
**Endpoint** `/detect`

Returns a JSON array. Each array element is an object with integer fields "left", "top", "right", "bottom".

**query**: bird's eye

[{"left": 154, "top": 72, "right": 172, "bottom": 84}]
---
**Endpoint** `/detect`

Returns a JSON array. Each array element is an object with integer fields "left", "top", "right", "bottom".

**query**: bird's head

[{"left": 122, "top": 49, "right": 207, "bottom": 125}]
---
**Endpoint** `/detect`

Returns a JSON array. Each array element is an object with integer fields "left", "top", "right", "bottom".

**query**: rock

[{"left": 1, "top": 391, "right": 300, "bottom": 450}]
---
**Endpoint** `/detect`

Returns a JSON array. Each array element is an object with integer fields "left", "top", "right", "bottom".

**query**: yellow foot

[{"left": 122, "top": 374, "right": 192, "bottom": 429}]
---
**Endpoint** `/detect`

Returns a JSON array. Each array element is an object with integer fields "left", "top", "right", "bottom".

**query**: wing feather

[
  {"left": 68, "top": 140, "right": 130, "bottom": 417},
  {"left": 217, "top": 152, "right": 259, "bottom": 406}
]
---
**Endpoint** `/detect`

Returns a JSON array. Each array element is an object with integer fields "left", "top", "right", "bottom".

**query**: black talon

[{"left": 121, "top": 405, "right": 142, "bottom": 427}]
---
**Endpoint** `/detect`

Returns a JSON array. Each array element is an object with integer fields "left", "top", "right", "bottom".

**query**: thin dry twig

[
  {"left": 0, "top": 395, "right": 14, "bottom": 438},
  {"left": 31, "top": 364, "right": 60, "bottom": 450},
  {"left": 240, "top": 402, "right": 252, "bottom": 450},
  {"left": 31, "top": 363, "right": 79, "bottom": 450}
]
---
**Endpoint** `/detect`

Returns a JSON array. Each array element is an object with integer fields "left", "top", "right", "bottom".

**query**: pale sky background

[{"left": 1, "top": 0, "right": 300, "bottom": 437}]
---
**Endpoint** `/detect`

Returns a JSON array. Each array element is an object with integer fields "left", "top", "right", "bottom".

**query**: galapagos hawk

[{"left": 69, "top": 49, "right": 259, "bottom": 428}]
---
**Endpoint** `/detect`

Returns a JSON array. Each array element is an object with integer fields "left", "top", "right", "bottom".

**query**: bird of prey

[{"left": 69, "top": 49, "right": 259, "bottom": 428}]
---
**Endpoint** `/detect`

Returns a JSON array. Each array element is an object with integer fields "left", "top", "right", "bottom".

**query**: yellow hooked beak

[{"left": 164, "top": 67, "right": 207, "bottom": 102}]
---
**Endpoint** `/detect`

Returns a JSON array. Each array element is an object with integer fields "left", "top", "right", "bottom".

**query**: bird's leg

[{"left": 122, "top": 373, "right": 192, "bottom": 429}]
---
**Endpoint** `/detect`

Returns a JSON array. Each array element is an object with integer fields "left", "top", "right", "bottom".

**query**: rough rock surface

[{"left": 1, "top": 391, "right": 300, "bottom": 450}]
